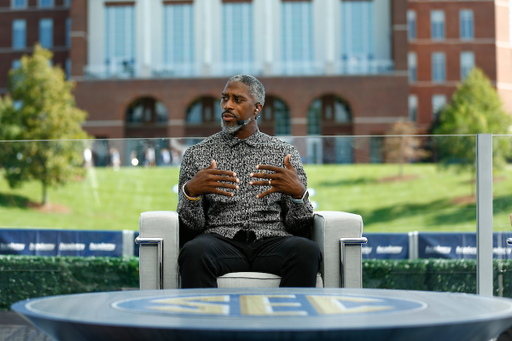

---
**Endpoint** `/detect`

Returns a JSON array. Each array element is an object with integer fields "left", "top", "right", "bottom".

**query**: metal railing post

[{"left": 476, "top": 134, "right": 493, "bottom": 296}]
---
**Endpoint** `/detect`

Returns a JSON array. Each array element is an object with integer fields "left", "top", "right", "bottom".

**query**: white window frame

[
  {"left": 432, "top": 94, "right": 447, "bottom": 119},
  {"left": 431, "top": 10, "right": 445, "bottom": 40},
  {"left": 459, "top": 10, "right": 474, "bottom": 40},
  {"left": 12, "top": 59, "right": 21, "bottom": 70},
  {"left": 222, "top": 2, "right": 253, "bottom": 74},
  {"left": 105, "top": 5, "right": 136, "bottom": 77},
  {"left": 12, "top": 19, "right": 26, "bottom": 49},
  {"left": 39, "top": 18, "right": 53, "bottom": 48},
  {"left": 282, "top": 1, "right": 313, "bottom": 75},
  {"left": 460, "top": 51, "right": 475, "bottom": 80},
  {"left": 341, "top": 1, "right": 375, "bottom": 74},
  {"left": 38, "top": 0, "right": 54, "bottom": 8},
  {"left": 432, "top": 52, "right": 446, "bottom": 83},
  {"left": 409, "top": 95, "right": 418, "bottom": 122},
  {"left": 162, "top": 3, "right": 194, "bottom": 76},
  {"left": 11, "top": 0, "right": 27, "bottom": 9},
  {"left": 407, "top": 10, "right": 416, "bottom": 40},
  {"left": 66, "top": 18, "right": 71, "bottom": 47},
  {"left": 408, "top": 52, "right": 417, "bottom": 83}
]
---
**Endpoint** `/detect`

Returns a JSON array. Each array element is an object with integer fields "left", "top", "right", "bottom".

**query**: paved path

[{"left": 0, "top": 312, "right": 53, "bottom": 341}]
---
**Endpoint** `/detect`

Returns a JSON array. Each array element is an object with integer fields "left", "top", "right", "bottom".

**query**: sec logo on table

[{"left": 113, "top": 294, "right": 425, "bottom": 317}]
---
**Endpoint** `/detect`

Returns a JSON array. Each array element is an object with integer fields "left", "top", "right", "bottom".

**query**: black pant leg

[
  {"left": 178, "top": 233, "right": 250, "bottom": 288},
  {"left": 251, "top": 236, "right": 322, "bottom": 288}
]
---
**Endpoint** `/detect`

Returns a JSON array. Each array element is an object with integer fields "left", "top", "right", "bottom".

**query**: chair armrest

[
  {"left": 313, "top": 211, "right": 364, "bottom": 288},
  {"left": 137, "top": 211, "right": 179, "bottom": 290}
]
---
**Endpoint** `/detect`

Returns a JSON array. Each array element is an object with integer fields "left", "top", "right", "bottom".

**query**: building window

[
  {"left": 408, "top": 95, "right": 418, "bottom": 122},
  {"left": 308, "top": 99, "right": 322, "bottom": 135},
  {"left": 432, "top": 94, "right": 446, "bottom": 119},
  {"left": 432, "top": 52, "right": 446, "bottom": 83},
  {"left": 370, "top": 137, "right": 384, "bottom": 163},
  {"left": 308, "top": 95, "right": 351, "bottom": 135},
  {"left": 510, "top": 0, "right": 512, "bottom": 43},
  {"left": 186, "top": 97, "right": 221, "bottom": 125},
  {"left": 222, "top": 2, "right": 253, "bottom": 74},
  {"left": 39, "top": 19, "right": 53, "bottom": 48},
  {"left": 408, "top": 52, "right": 417, "bottom": 83},
  {"left": 163, "top": 3, "right": 194, "bottom": 76},
  {"left": 105, "top": 5, "right": 135, "bottom": 77},
  {"left": 260, "top": 97, "right": 291, "bottom": 136},
  {"left": 341, "top": 1, "right": 374, "bottom": 73},
  {"left": 282, "top": 1, "right": 313, "bottom": 75},
  {"left": 460, "top": 51, "right": 474, "bottom": 80},
  {"left": 12, "top": 20, "right": 26, "bottom": 49},
  {"left": 459, "top": 10, "right": 474, "bottom": 40},
  {"left": 430, "top": 10, "right": 445, "bottom": 40},
  {"left": 39, "top": 0, "right": 53, "bottom": 8},
  {"left": 12, "top": 59, "right": 21, "bottom": 70},
  {"left": 66, "top": 58, "right": 71, "bottom": 79},
  {"left": 66, "top": 18, "right": 71, "bottom": 47},
  {"left": 12, "top": 0, "right": 27, "bottom": 9},
  {"left": 407, "top": 10, "right": 416, "bottom": 40},
  {"left": 127, "top": 98, "right": 168, "bottom": 125}
]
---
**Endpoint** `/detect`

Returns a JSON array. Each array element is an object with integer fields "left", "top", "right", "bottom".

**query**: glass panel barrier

[
  {"left": 493, "top": 135, "right": 512, "bottom": 298},
  {"left": 0, "top": 135, "right": 483, "bottom": 310}
]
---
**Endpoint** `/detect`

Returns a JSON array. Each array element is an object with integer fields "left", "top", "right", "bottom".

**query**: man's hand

[
  {"left": 185, "top": 160, "right": 239, "bottom": 197},
  {"left": 249, "top": 154, "right": 305, "bottom": 199}
]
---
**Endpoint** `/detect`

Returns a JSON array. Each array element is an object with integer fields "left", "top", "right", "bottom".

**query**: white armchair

[{"left": 136, "top": 211, "right": 366, "bottom": 289}]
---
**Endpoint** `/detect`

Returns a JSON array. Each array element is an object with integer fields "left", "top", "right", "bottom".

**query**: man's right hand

[{"left": 185, "top": 160, "right": 239, "bottom": 197}]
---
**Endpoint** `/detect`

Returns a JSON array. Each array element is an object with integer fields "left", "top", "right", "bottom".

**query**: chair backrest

[{"left": 137, "top": 211, "right": 365, "bottom": 290}]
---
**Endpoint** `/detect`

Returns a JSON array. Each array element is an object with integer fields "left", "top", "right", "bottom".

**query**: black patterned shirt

[{"left": 177, "top": 129, "right": 314, "bottom": 240}]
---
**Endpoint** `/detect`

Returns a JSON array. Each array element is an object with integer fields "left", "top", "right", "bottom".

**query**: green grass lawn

[{"left": 0, "top": 163, "right": 511, "bottom": 232}]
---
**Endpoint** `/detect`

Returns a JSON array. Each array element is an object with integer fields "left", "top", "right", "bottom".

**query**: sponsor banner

[
  {"left": 418, "top": 232, "right": 512, "bottom": 259},
  {"left": 362, "top": 233, "right": 409, "bottom": 259},
  {"left": 0, "top": 229, "right": 123, "bottom": 257}
]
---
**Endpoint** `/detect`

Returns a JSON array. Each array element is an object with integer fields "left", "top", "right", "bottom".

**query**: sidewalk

[{"left": 0, "top": 312, "right": 53, "bottom": 341}]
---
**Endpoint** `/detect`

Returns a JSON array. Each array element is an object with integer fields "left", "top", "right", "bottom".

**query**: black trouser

[{"left": 178, "top": 231, "right": 322, "bottom": 288}]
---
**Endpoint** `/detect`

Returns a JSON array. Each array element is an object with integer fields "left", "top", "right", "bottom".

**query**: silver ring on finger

[{"left": 268, "top": 179, "right": 272, "bottom": 186}]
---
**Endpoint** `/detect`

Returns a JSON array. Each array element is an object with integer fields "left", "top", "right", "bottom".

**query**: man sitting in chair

[{"left": 177, "top": 75, "right": 322, "bottom": 288}]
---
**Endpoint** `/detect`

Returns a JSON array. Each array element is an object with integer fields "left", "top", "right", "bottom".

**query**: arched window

[
  {"left": 307, "top": 99, "right": 321, "bottom": 135},
  {"left": 307, "top": 95, "right": 351, "bottom": 135},
  {"left": 186, "top": 97, "right": 221, "bottom": 125},
  {"left": 259, "top": 96, "right": 291, "bottom": 136},
  {"left": 126, "top": 97, "right": 168, "bottom": 125}
]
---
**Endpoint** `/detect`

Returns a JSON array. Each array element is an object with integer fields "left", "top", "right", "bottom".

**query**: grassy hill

[{"left": 0, "top": 163, "right": 511, "bottom": 232}]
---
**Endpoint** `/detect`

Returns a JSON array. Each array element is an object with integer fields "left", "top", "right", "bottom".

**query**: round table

[{"left": 11, "top": 288, "right": 512, "bottom": 341}]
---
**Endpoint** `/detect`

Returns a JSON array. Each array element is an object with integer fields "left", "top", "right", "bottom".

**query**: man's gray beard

[{"left": 221, "top": 119, "right": 246, "bottom": 134}]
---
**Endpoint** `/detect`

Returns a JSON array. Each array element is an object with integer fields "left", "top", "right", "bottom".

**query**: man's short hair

[{"left": 227, "top": 75, "right": 265, "bottom": 106}]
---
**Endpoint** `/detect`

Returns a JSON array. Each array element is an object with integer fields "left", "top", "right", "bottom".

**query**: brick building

[
  {"left": 407, "top": 0, "right": 512, "bottom": 131},
  {"left": 0, "top": 0, "right": 510, "bottom": 162}
]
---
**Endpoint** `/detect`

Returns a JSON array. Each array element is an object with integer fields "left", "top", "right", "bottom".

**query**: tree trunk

[
  {"left": 42, "top": 182, "right": 47, "bottom": 205},
  {"left": 399, "top": 136, "right": 405, "bottom": 177}
]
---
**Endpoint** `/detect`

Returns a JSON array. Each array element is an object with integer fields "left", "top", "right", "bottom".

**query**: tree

[
  {"left": 0, "top": 45, "right": 91, "bottom": 205},
  {"left": 432, "top": 67, "right": 512, "bottom": 194},
  {"left": 383, "top": 119, "right": 430, "bottom": 177}
]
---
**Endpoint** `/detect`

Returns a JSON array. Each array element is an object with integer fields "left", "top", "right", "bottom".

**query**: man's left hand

[{"left": 249, "top": 154, "right": 305, "bottom": 199}]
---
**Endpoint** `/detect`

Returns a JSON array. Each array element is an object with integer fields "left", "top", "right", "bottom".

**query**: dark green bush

[
  {"left": 363, "top": 259, "right": 512, "bottom": 296},
  {"left": 0, "top": 255, "right": 139, "bottom": 311},
  {"left": 3, "top": 256, "right": 512, "bottom": 312}
]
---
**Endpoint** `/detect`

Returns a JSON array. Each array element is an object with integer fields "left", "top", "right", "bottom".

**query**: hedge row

[
  {"left": 2, "top": 256, "right": 512, "bottom": 311},
  {"left": 362, "top": 259, "right": 512, "bottom": 296},
  {"left": 0, "top": 255, "right": 139, "bottom": 310}
]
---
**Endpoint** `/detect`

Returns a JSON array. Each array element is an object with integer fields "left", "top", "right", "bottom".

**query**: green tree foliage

[
  {"left": 432, "top": 68, "right": 512, "bottom": 185},
  {"left": 0, "top": 45, "right": 90, "bottom": 205}
]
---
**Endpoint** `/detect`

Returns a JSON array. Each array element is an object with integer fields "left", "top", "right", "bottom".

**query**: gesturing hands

[
  {"left": 184, "top": 155, "right": 305, "bottom": 199},
  {"left": 249, "top": 154, "right": 305, "bottom": 199},
  {"left": 185, "top": 160, "right": 239, "bottom": 198}
]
